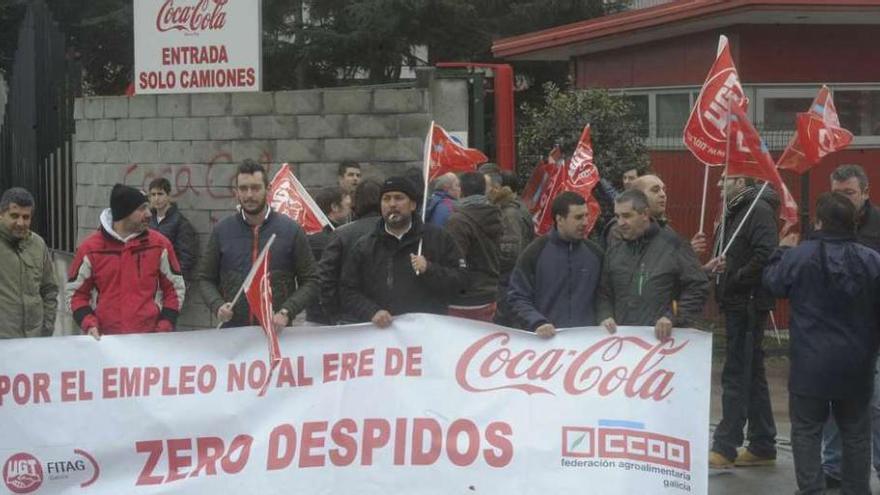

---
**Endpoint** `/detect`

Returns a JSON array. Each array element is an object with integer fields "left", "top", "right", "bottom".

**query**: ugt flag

[
  {"left": 522, "top": 145, "right": 563, "bottom": 215},
  {"left": 533, "top": 125, "right": 602, "bottom": 236},
  {"left": 268, "top": 163, "right": 332, "bottom": 235},
  {"left": 684, "top": 35, "right": 748, "bottom": 166},
  {"left": 426, "top": 123, "right": 489, "bottom": 181},
  {"left": 727, "top": 103, "right": 799, "bottom": 233},
  {"left": 242, "top": 235, "right": 282, "bottom": 395},
  {"left": 777, "top": 86, "right": 853, "bottom": 174}
]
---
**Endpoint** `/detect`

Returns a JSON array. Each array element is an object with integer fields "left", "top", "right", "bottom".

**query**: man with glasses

[{"left": 198, "top": 160, "right": 318, "bottom": 329}]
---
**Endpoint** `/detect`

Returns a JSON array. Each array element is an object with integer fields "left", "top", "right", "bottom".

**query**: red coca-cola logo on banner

[
  {"left": 156, "top": 0, "right": 228, "bottom": 33},
  {"left": 455, "top": 332, "right": 688, "bottom": 401}
]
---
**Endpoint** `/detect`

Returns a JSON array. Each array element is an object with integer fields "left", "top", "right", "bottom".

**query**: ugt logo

[{"left": 3, "top": 453, "right": 43, "bottom": 494}]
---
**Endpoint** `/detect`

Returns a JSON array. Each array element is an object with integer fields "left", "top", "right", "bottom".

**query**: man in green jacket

[
  {"left": 599, "top": 189, "right": 708, "bottom": 341},
  {"left": 0, "top": 188, "right": 58, "bottom": 338}
]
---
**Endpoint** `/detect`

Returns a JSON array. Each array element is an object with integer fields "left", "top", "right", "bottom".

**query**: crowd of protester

[{"left": 2, "top": 159, "right": 880, "bottom": 492}]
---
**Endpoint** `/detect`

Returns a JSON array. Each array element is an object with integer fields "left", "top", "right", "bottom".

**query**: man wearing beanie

[
  {"left": 67, "top": 184, "right": 185, "bottom": 338},
  {"left": 340, "top": 176, "right": 467, "bottom": 327}
]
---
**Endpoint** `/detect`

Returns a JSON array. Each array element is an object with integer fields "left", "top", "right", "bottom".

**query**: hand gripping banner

[{"left": 0, "top": 314, "right": 711, "bottom": 494}]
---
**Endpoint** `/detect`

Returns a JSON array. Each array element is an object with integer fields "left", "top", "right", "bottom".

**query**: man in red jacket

[{"left": 67, "top": 184, "right": 185, "bottom": 339}]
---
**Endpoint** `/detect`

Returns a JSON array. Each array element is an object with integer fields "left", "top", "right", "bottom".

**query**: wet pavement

[{"left": 707, "top": 342, "right": 880, "bottom": 494}]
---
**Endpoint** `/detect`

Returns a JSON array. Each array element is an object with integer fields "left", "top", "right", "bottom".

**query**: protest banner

[
  {"left": 134, "top": 0, "right": 261, "bottom": 94},
  {"left": 0, "top": 314, "right": 711, "bottom": 494}
]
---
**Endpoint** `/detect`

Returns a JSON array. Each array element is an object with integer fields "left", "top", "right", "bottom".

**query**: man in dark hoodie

[
  {"left": 707, "top": 176, "right": 780, "bottom": 469},
  {"left": 445, "top": 172, "right": 503, "bottom": 322},
  {"left": 764, "top": 192, "right": 880, "bottom": 495},
  {"left": 340, "top": 177, "right": 467, "bottom": 327},
  {"left": 317, "top": 179, "right": 383, "bottom": 324},
  {"left": 508, "top": 191, "right": 603, "bottom": 338}
]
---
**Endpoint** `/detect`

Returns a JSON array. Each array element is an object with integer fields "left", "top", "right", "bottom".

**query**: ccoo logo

[{"left": 3, "top": 453, "right": 43, "bottom": 494}]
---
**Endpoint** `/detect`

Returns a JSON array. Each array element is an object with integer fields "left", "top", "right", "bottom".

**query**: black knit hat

[
  {"left": 110, "top": 184, "right": 147, "bottom": 221},
  {"left": 380, "top": 176, "right": 419, "bottom": 201}
]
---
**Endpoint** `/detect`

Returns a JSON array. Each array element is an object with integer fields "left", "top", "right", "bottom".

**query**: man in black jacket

[
  {"left": 446, "top": 172, "right": 503, "bottom": 322},
  {"left": 764, "top": 192, "right": 880, "bottom": 494},
  {"left": 305, "top": 187, "right": 352, "bottom": 324},
  {"left": 148, "top": 178, "right": 199, "bottom": 282},
  {"left": 707, "top": 176, "right": 780, "bottom": 469},
  {"left": 197, "top": 160, "right": 318, "bottom": 329},
  {"left": 317, "top": 179, "right": 383, "bottom": 324},
  {"left": 508, "top": 191, "right": 602, "bottom": 338},
  {"left": 340, "top": 177, "right": 467, "bottom": 327},
  {"left": 598, "top": 189, "right": 708, "bottom": 341}
]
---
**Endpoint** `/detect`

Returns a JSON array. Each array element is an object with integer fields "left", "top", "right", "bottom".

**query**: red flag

[
  {"left": 428, "top": 123, "right": 489, "bottom": 181},
  {"left": 684, "top": 35, "right": 748, "bottom": 167},
  {"left": 268, "top": 163, "right": 332, "bottom": 235},
  {"left": 727, "top": 104, "right": 799, "bottom": 232},
  {"left": 522, "top": 145, "right": 563, "bottom": 214},
  {"left": 533, "top": 125, "right": 602, "bottom": 236},
  {"left": 242, "top": 237, "right": 282, "bottom": 395},
  {"left": 777, "top": 86, "right": 853, "bottom": 173}
]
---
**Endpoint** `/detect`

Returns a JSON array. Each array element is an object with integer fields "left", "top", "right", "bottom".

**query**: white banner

[
  {"left": 133, "top": 0, "right": 262, "bottom": 94},
  {"left": 0, "top": 314, "right": 711, "bottom": 494}
]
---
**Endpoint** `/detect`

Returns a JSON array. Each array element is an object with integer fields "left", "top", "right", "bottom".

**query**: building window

[
  {"left": 835, "top": 90, "right": 880, "bottom": 137},
  {"left": 762, "top": 97, "right": 815, "bottom": 131},
  {"left": 656, "top": 93, "right": 691, "bottom": 138}
]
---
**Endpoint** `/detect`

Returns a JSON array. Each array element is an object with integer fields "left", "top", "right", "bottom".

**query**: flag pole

[
  {"left": 719, "top": 96, "right": 734, "bottom": 250},
  {"left": 216, "top": 233, "right": 277, "bottom": 329},
  {"left": 698, "top": 165, "right": 710, "bottom": 234},
  {"left": 721, "top": 182, "right": 769, "bottom": 256},
  {"left": 415, "top": 121, "right": 434, "bottom": 270}
]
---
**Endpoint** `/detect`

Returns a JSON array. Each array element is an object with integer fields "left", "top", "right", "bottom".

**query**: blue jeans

[{"left": 822, "top": 359, "right": 880, "bottom": 480}]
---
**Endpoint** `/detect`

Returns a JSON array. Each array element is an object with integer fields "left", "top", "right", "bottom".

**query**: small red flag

[
  {"left": 533, "top": 125, "right": 602, "bottom": 236},
  {"left": 777, "top": 86, "right": 853, "bottom": 174},
  {"left": 243, "top": 240, "right": 282, "bottom": 396},
  {"left": 727, "top": 104, "right": 799, "bottom": 233},
  {"left": 268, "top": 163, "right": 332, "bottom": 235},
  {"left": 684, "top": 35, "right": 748, "bottom": 167},
  {"left": 427, "top": 123, "right": 488, "bottom": 181}
]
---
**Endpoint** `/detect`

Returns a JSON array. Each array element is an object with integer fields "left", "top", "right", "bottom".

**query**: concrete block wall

[{"left": 72, "top": 79, "right": 469, "bottom": 328}]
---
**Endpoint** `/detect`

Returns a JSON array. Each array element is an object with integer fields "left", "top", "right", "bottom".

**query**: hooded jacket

[
  {"left": 425, "top": 190, "right": 457, "bottom": 226},
  {"left": 763, "top": 232, "right": 880, "bottom": 399},
  {"left": 149, "top": 203, "right": 199, "bottom": 280},
  {"left": 198, "top": 208, "right": 318, "bottom": 328},
  {"left": 0, "top": 225, "right": 58, "bottom": 338},
  {"left": 340, "top": 215, "right": 467, "bottom": 321},
  {"left": 508, "top": 228, "right": 603, "bottom": 330},
  {"left": 713, "top": 185, "right": 779, "bottom": 311},
  {"left": 445, "top": 195, "right": 503, "bottom": 306},
  {"left": 67, "top": 209, "right": 185, "bottom": 334},
  {"left": 598, "top": 222, "right": 709, "bottom": 327}
]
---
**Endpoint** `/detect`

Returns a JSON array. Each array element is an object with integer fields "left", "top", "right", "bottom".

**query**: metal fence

[{"left": 0, "top": 0, "right": 78, "bottom": 252}]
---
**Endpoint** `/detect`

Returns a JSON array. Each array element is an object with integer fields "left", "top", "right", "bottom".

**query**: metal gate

[{"left": 0, "top": 0, "right": 78, "bottom": 252}]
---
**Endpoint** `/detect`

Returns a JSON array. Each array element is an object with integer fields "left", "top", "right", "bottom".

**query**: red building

[{"left": 494, "top": 0, "right": 880, "bottom": 241}]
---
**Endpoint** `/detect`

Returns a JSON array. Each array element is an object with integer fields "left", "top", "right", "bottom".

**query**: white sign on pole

[
  {"left": 133, "top": 0, "right": 262, "bottom": 94},
  {"left": 0, "top": 314, "right": 711, "bottom": 494}
]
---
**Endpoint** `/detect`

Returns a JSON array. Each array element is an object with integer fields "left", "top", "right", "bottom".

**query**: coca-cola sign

[
  {"left": 134, "top": 0, "right": 260, "bottom": 94},
  {"left": 156, "top": 0, "right": 228, "bottom": 33},
  {"left": 455, "top": 332, "right": 688, "bottom": 400}
]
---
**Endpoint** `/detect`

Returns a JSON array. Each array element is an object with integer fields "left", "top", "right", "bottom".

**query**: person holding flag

[
  {"left": 339, "top": 177, "right": 467, "bottom": 328},
  {"left": 197, "top": 159, "right": 318, "bottom": 329}
]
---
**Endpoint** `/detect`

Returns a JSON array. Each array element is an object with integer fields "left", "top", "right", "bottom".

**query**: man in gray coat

[{"left": 0, "top": 188, "right": 58, "bottom": 338}]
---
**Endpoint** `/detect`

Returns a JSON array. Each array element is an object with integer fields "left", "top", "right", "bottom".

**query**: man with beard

[
  {"left": 340, "top": 176, "right": 467, "bottom": 328},
  {"left": 0, "top": 188, "right": 58, "bottom": 339},
  {"left": 198, "top": 160, "right": 318, "bottom": 329},
  {"left": 68, "top": 184, "right": 185, "bottom": 338}
]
